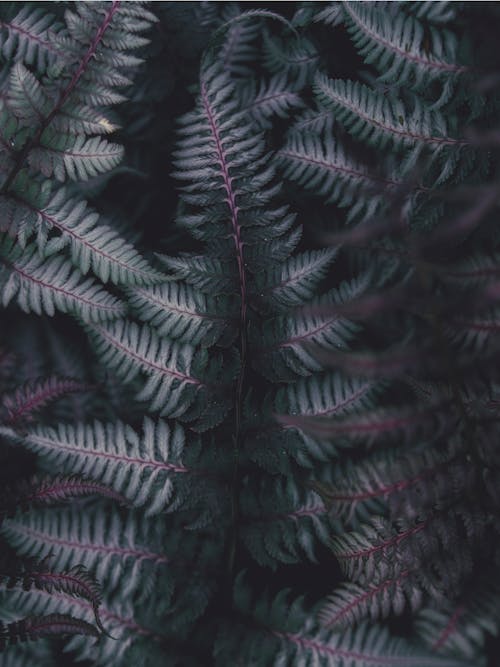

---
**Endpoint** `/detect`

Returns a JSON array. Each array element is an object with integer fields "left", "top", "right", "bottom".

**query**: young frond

[{"left": 0, "top": 236, "right": 125, "bottom": 321}]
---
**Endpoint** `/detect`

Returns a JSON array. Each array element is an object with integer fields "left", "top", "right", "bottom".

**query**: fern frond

[
  {"left": 1, "top": 505, "right": 169, "bottom": 600},
  {"left": 157, "top": 255, "right": 237, "bottom": 295},
  {"left": 1, "top": 376, "right": 91, "bottom": 424},
  {"left": 277, "top": 131, "right": 425, "bottom": 223},
  {"left": 0, "top": 613, "right": 99, "bottom": 650},
  {"left": 314, "top": 74, "right": 461, "bottom": 154},
  {"left": 342, "top": 2, "right": 466, "bottom": 94},
  {"left": 9, "top": 181, "right": 163, "bottom": 285},
  {"left": 219, "top": 4, "right": 261, "bottom": 77},
  {"left": 29, "top": 132, "right": 123, "bottom": 182},
  {"left": 0, "top": 555, "right": 104, "bottom": 632},
  {"left": 216, "top": 578, "right": 468, "bottom": 666},
  {"left": 0, "top": 236, "right": 126, "bottom": 321},
  {"left": 241, "top": 74, "right": 304, "bottom": 130},
  {"left": 404, "top": 1, "right": 458, "bottom": 25},
  {"left": 0, "top": 587, "right": 140, "bottom": 666},
  {"left": 263, "top": 30, "right": 320, "bottom": 89},
  {"left": 127, "top": 282, "right": 237, "bottom": 347},
  {"left": 415, "top": 575, "right": 500, "bottom": 661},
  {"left": 85, "top": 319, "right": 222, "bottom": 419},
  {"left": 9, "top": 418, "right": 194, "bottom": 516},
  {"left": 7, "top": 64, "right": 52, "bottom": 126},
  {"left": 314, "top": 2, "right": 344, "bottom": 27},
  {"left": 255, "top": 248, "right": 337, "bottom": 310},
  {"left": 0, "top": 6, "right": 66, "bottom": 72},
  {"left": 240, "top": 477, "right": 331, "bottom": 568}
]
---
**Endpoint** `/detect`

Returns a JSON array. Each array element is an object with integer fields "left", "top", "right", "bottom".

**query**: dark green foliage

[{"left": 0, "top": 2, "right": 499, "bottom": 666}]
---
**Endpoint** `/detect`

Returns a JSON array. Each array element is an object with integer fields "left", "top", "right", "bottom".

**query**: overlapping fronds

[
  {"left": 6, "top": 418, "right": 195, "bottom": 516},
  {"left": 0, "top": 235, "right": 125, "bottom": 321},
  {"left": 215, "top": 578, "right": 468, "bottom": 666}
]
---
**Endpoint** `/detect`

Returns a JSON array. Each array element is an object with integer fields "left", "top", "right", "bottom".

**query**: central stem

[{"left": 200, "top": 82, "right": 248, "bottom": 589}]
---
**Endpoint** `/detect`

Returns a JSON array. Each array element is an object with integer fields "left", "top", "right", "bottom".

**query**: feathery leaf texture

[
  {"left": 0, "top": 236, "right": 126, "bottom": 321},
  {"left": 6, "top": 180, "right": 162, "bottom": 286},
  {"left": 1, "top": 377, "right": 91, "bottom": 424},
  {"left": 215, "top": 578, "right": 469, "bottom": 666},
  {"left": 7, "top": 418, "right": 192, "bottom": 516},
  {"left": 341, "top": 2, "right": 466, "bottom": 93},
  {"left": 0, "top": 475, "right": 127, "bottom": 522}
]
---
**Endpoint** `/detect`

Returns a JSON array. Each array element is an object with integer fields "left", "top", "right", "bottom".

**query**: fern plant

[{"left": 0, "top": 1, "right": 499, "bottom": 666}]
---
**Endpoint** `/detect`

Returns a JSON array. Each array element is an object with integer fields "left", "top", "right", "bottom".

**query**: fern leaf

[
  {"left": 219, "top": 4, "right": 261, "bottom": 77},
  {"left": 0, "top": 554, "right": 104, "bottom": 632},
  {"left": 277, "top": 131, "right": 425, "bottom": 223},
  {"left": 241, "top": 74, "right": 304, "bottom": 130},
  {"left": 30, "top": 132, "right": 123, "bottom": 182},
  {"left": 240, "top": 477, "right": 331, "bottom": 568},
  {"left": 314, "top": 74, "right": 461, "bottom": 153},
  {"left": 255, "top": 248, "right": 337, "bottom": 310},
  {"left": 216, "top": 578, "right": 468, "bottom": 666},
  {"left": 1, "top": 376, "right": 91, "bottom": 424},
  {"left": 10, "top": 181, "right": 163, "bottom": 285},
  {"left": 415, "top": 574, "right": 500, "bottom": 661},
  {"left": 314, "top": 2, "right": 344, "bottom": 27},
  {"left": 7, "top": 64, "right": 52, "bottom": 126},
  {"left": 0, "top": 475, "right": 126, "bottom": 523},
  {"left": 254, "top": 310, "right": 358, "bottom": 381},
  {"left": 0, "top": 587, "right": 139, "bottom": 666},
  {"left": 1, "top": 505, "right": 169, "bottom": 600},
  {"left": 0, "top": 6, "right": 66, "bottom": 72},
  {"left": 0, "top": 613, "right": 99, "bottom": 650},
  {"left": 127, "top": 282, "right": 237, "bottom": 347},
  {"left": 0, "top": 236, "right": 126, "bottom": 321},
  {"left": 263, "top": 30, "right": 320, "bottom": 89},
  {"left": 85, "top": 319, "right": 214, "bottom": 418},
  {"left": 342, "top": 2, "right": 466, "bottom": 94},
  {"left": 9, "top": 418, "right": 192, "bottom": 516},
  {"left": 157, "top": 255, "right": 238, "bottom": 295}
]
